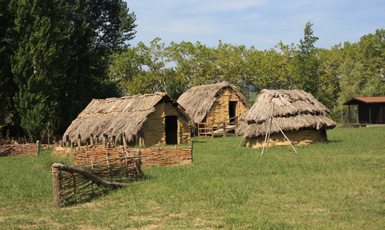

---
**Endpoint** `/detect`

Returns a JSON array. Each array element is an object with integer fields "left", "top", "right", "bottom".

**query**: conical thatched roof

[
  {"left": 63, "top": 93, "right": 193, "bottom": 143},
  {"left": 177, "top": 81, "right": 251, "bottom": 123},
  {"left": 240, "top": 89, "right": 337, "bottom": 138}
]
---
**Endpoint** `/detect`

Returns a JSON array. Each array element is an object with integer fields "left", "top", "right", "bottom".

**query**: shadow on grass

[
  {"left": 61, "top": 188, "right": 113, "bottom": 208},
  {"left": 326, "top": 139, "right": 343, "bottom": 143}
]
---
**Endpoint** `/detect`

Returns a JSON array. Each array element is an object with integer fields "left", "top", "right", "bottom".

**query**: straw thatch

[
  {"left": 63, "top": 93, "right": 193, "bottom": 143},
  {"left": 177, "top": 82, "right": 251, "bottom": 123},
  {"left": 239, "top": 89, "right": 337, "bottom": 138}
]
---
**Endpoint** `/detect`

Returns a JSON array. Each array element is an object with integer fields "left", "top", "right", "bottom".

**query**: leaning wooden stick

[
  {"left": 261, "top": 104, "right": 274, "bottom": 157},
  {"left": 272, "top": 119, "right": 298, "bottom": 153},
  {"left": 52, "top": 163, "right": 128, "bottom": 188}
]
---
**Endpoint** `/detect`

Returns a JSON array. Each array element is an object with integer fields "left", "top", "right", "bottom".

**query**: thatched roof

[
  {"left": 239, "top": 89, "right": 337, "bottom": 138},
  {"left": 63, "top": 93, "right": 193, "bottom": 143},
  {"left": 177, "top": 82, "right": 251, "bottom": 123}
]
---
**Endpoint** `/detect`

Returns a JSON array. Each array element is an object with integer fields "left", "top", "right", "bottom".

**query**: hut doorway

[
  {"left": 165, "top": 116, "right": 178, "bottom": 144},
  {"left": 229, "top": 101, "right": 237, "bottom": 122}
]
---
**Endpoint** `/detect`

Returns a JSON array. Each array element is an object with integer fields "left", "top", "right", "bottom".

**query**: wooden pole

[
  {"left": 261, "top": 104, "right": 274, "bottom": 157},
  {"left": 103, "top": 135, "right": 107, "bottom": 149},
  {"left": 52, "top": 163, "right": 128, "bottom": 188},
  {"left": 36, "top": 140, "right": 40, "bottom": 156},
  {"left": 341, "top": 111, "right": 344, "bottom": 124},
  {"left": 261, "top": 130, "right": 269, "bottom": 157},
  {"left": 265, "top": 117, "right": 272, "bottom": 153},
  {"left": 273, "top": 119, "right": 298, "bottom": 153},
  {"left": 106, "top": 153, "right": 112, "bottom": 182},
  {"left": 237, "top": 136, "right": 245, "bottom": 149},
  {"left": 77, "top": 136, "right": 81, "bottom": 151},
  {"left": 65, "top": 135, "right": 69, "bottom": 148},
  {"left": 266, "top": 104, "right": 274, "bottom": 153},
  {"left": 190, "top": 139, "right": 193, "bottom": 162},
  {"left": 52, "top": 164, "right": 62, "bottom": 208},
  {"left": 123, "top": 133, "right": 127, "bottom": 151},
  {"left": 90, "top": 134, "right": 94, "bottom": 148},
  {"left": 348, "top": 105, "right": 351, "bottom": 124}
]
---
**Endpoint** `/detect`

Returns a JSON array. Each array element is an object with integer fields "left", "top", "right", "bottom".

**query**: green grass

[{"left": 1, "top": 127, "right": 385, "bottom": 229}]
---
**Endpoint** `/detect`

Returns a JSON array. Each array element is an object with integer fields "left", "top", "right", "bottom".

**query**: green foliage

[
  {"left": 0, "top": 0, "right": 18, "bottom": 128},
  {"left": 165, "top": 69, "right": 187, "bottom": 100},
  {"left": 294, "top": 21, "right": 320, "bottom": 96},
  {"left": 335, "top": 29, "right": 385, "bottom": 117},
  {"left": 317, "top": 45, "right": 343, "bottom": 109},
  {"left": 111, "top": 26, "right": 385, "bottom": 117},
  {"left": 3, "top": 0, "right": 136, "bottom": 138}
]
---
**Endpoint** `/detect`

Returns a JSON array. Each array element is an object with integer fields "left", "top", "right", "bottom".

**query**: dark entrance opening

[
  {"left": 229, "top": 101, "right": 237, "bottom": 123},
  {"left": 165, "top": 116, "right": 178, "bottom": 145}
]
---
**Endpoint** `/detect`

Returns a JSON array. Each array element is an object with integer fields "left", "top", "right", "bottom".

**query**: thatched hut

[
  {"left": 63, "top": 93, "right": 194, "bottom": 147},
  {"left": 177, "top": 82, "right": 251, "bottom": 124},
  {"left": 239, "top": 89, "right": 337, "bottom": 148},
  {"left": 343, "top": 97, "right": 385, "bottom": 125}
]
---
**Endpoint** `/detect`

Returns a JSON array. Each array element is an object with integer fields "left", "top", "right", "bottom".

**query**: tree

[
  {"left": 11, "top": 0, "right": 70, "bottom": 140},
  {"left": 8, "top": 0, "right": 136, "bottom": 139},
  {"left": 0, "top": 0, "right": 18, "bottom": 129},
  {"left": 294, "top": 21, "right": 320, "bottom": 96},
  {"left": 317, "top": 45, "right": 344, "bottom": 109},
  {"left": 56, "top": 0, "right": 136, "bottom": 133}
]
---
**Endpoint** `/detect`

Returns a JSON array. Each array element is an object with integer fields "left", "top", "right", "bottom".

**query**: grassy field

[{"left": 0, "top": 127, "right": 384, "bottom": 229}]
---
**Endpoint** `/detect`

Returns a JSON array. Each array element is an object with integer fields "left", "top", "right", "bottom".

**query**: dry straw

[
  {"left": 63, "top": 93, "right": 193, "bottom": 144},
  {"left": 178, "top": 81, "right": 251, "bottom": 124},
  {"left": 239, "top": 89, "right": 337, "bottom": 138}
]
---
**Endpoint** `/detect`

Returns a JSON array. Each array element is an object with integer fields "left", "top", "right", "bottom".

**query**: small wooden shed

[
  {"left": 240, "top": 89, "right": 337, "bottom": 148},
  {"left": 343, "top": 97, "right": 385, "bottom": 124},
  {"left": 63, "top": 93, "right": 194, "bottom": 147},
  {"left": 177, "top": 82, "right": 251, "bottom": 124}
]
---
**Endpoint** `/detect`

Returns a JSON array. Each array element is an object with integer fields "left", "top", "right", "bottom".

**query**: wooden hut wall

[
  {"left": 245, "top": 129, "right": 327, "bottom": 149},
  {"left": 178, "top": 113, "right": 191, "bottom": 144},
  {"left": 205, "top": 89, "right": 248, "bottom": 124},
  {"left": 357, "top": 102, "right": 385, "bottom": 124},
  {"left": 142, "top": 102, "right": 191, "bottom": 146}
]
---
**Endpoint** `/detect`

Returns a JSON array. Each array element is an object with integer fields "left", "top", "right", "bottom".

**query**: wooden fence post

[
  {"left": 65, "top": 135, "right": 69, "bottom": 148},
  {"left": 123, "top": 134, "right": 127, "bottom": 151},
  {"left": 103, "top": 135, "right": 107, "bottom": 149},
  {"left": 90, "top": 134, "right": 94, "bottom": 148},
  {"left": 190, "top": 139, "right": 193, "bottom": 162},
  {"left": 36, "top": 140, "right": 40, "bottom": 156},
  {"left": 52, "top": 164, "right": 62, "bottom": 208},
  {"left": 106, "top": 153, "right": 112, "bottom": 182}
]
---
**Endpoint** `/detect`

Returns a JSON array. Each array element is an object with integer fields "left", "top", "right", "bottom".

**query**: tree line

[
  {"left": 1, "top": 1, "right": 384, "bottom": 141},
  {"left": 1, "top": 0, "right": 136, "bottom": 140},
  {"left": 110, "top": 22, "right": 385, "bottom": 117}
]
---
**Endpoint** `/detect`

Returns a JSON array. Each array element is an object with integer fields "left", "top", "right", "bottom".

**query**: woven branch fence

[
  {"left": 71, "top": 139, "right": 194, "bottom": 168},
  {"left": 52, "top": 140, "right": 193, "bottom": 208},
  {"left": 0, "top": 141, "right": 40, "bottom": 157},
  {"left": 51, "top": 153, "right": 142, "bottom": 208}
]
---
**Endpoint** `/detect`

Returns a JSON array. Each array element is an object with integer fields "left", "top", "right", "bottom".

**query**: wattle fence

[
  {"left": 70, "top": 139, "right": 193, "bottom": 168},
  {"left": 0, "top": 141, "right": 40, "bottom": 157},
  {"left": 52, "top": 140, "right": 194, "bottom": 207},
  {"left": 52, "top": 153, "right": 142, "bottom": 208}
]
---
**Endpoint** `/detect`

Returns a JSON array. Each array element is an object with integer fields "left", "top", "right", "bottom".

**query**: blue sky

[{"left": 125, "top": 0, "right": 385, "bottom": 50}]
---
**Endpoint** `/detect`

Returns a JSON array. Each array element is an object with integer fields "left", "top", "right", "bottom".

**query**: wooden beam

[{"left": 348, "top": 105, "right": 351, "bottom": 124}]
